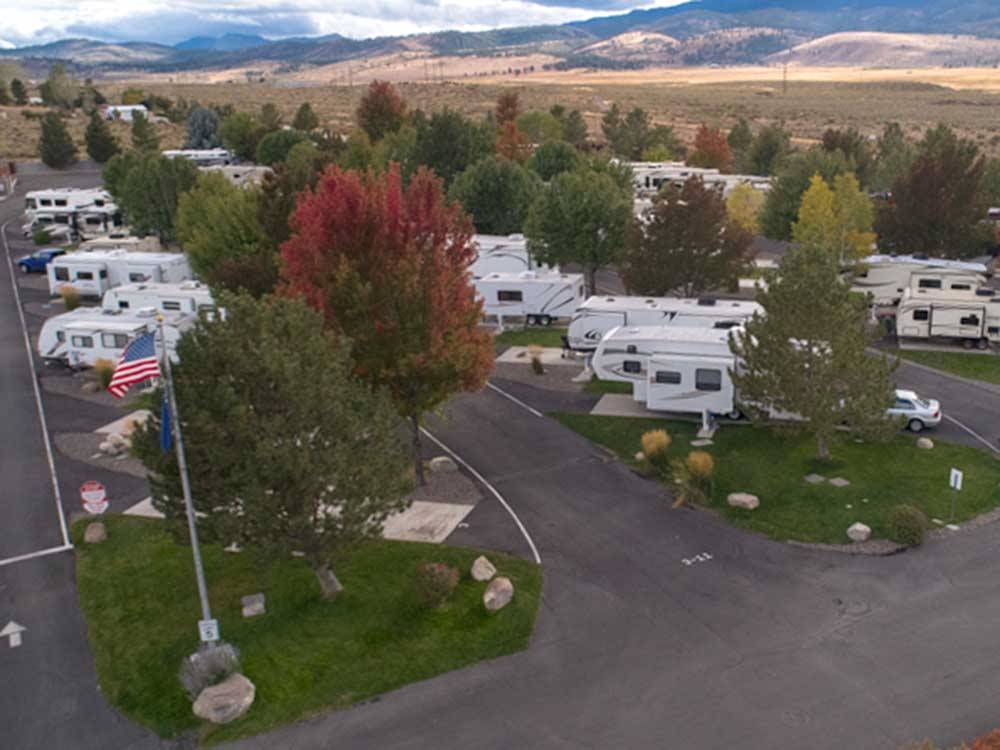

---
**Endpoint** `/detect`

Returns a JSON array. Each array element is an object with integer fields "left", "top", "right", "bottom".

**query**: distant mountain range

[{"left": 3, "top": 0, "right": 1000, "bottom": 74}]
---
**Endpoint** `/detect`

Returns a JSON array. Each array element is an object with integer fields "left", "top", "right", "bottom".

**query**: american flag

[{"left": 107, "top": 332, "right": 161, "bottom": 398}]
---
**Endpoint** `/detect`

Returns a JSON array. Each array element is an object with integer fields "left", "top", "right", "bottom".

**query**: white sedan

[{"left": 888, "top": 389, "right": 942, "bottom": 432}]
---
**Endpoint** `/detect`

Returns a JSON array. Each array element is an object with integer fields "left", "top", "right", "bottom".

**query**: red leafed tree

[
  {"left": 356, "top": 80, "right": 407, "bottom": 142},
  {"left": 282, "top": 164, "right": 494, "bottom": 484},
  {"left": 496, "top": 120, "right": 531, "bottom": 163},
  {"left": 688, "top": 124, "right": 734, "bottom": 172},
  {"left": 971, "top": 730, "right": 1000, "bottom": 750},
  {"left": 495, "top": 91, "right": 521, "bottom": 126}
]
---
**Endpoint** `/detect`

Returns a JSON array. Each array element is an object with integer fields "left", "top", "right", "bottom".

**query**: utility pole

[{"left": 158, "top": 317, "right": 217, "bottom": 645}]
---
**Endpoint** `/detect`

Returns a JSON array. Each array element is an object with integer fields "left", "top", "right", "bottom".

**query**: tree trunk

[
  {"left": 314, "top": 563, "right": 344, "bottom": 600},
  {"left": 411, "top": 415, "right": 425, "bottom": 486},
  {"left": 816, "top": 431, "right": 831, "bottom": 463},
  {"left": 587, "top": 266, "right": 598, "bottom": 298}
]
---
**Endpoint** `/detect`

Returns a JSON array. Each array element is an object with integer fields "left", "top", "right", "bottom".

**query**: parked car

[
  {"left": 17, "top": 248, "right": 66, "bottom": 274},
  {"left": 888, "top": 389, "right": 942, "bottom": 432}
]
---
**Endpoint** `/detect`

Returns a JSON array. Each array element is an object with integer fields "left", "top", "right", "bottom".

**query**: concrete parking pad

[
  {"left": 497, "top": 346, "right": 578, "bottom": 367},
  {"left": 382, "top": 501, "right": 475, "bottom": 543},
  {"left": 590, "top": 393, "right": 659, "bottom": 418}
]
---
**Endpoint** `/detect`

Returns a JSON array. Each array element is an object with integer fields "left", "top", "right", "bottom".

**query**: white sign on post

[
  {"left": 198, "top": 619, "right": 219, "bottom": 643},
  {"left": 950, "top": 468, "right": 964, "bottom": 491}
]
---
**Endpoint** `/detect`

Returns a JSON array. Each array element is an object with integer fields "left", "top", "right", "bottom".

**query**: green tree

[
  {"left": 621, "top": 176, "right": 754, "bottom": 298},
  {"left": 130, "top": 111, "right": 160, "bottom": 152},
  {"left": 527, "top": 141, "right": 580, "bottom": 182},
  {"left": 516, "top": 111, "right": 563, "bottom": 144},
  {"left": 413, "top": 108, "right": 494, "bottom": 186},
  {"left": 219, "top": 111, "right": 261, "bottom": 162},
  {"left": 760, "top": 147, "right": 854, "bottom": 241},
  {"left": 39, "top": 63, "right": 76, "bottom": 109},
  {"left": 747, "top": 124, "right": 790, "bottom": 176},
  {"left": 524, "top": 167, "right": 632, "bottom": 294},
  {"left": 602, "top": 104, "right": 678, "bottom": 161},
  {"left": 732, "top": 245, "right": 897, "bottom": 462},
  {"left": 285, "top": 140, "right": 327, "bottom": 190},
  {"left": 121, "top": 88, "right": 145, "bottom": 105},
  {"left": 292, "top": 101, "right": 320, "bottom": 132},
  {"left": 870, "top": 122, "right": 914, "bottom": 194},
  {"left": 726, "top": 182, "right": 765, "bottom": 235},
  {"left": 259, "top": 102, "right": 283, "bottom": 132},
  {"left": 38, "top": 112, "right": 77, "bottom": 169},
  {"left": 821, "top": 127, "right": 873, "bottom": 188},
  {"left": 373, "top": 125, "right": 419, "bottom": 182},
  {"left": 450, "top": 156, "right": 542, "bottom": 235},
  {"left": 554, "top": 107, "right": 588, "bottom": 149},
  {"left": 255, "top": 129, "right": 310, "bottom": 166},
  {"left": 106, "top": 152, "right": 198, "bottom": 241},
  {"left": 337, "top": 130, "right": 376, "bottom": 172},
  {"left": 728, "top": 118, "right": 753, "bottom": 172},
  {"left": 177, "top": 172, "right": 275, "bottom": 296},
  {"left": 356, "top": 80, "right": 407, "bottom": 142},
  {"left": 132, "top": 294, "right": 411, "bottom": 600},
  {"left": 0, "top": 80, "right": 9, "bottom": 106},
  {"left": 10, "top": 79, "right": 28, "bottom": 106},
  {"left": 184, "top": 106, "right": 221, "bottom": 149},
  {"left": 84, "top": 111, "right": 119, "bottom": 163}
]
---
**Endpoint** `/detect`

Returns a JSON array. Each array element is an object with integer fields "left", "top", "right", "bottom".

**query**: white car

[{"left": 888, "top": 389, "right": 942, "bottom": 432}]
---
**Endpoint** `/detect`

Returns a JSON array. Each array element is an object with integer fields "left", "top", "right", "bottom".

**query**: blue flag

[{"left": 160, "top": 396, "right": 173, "bottom": 454}]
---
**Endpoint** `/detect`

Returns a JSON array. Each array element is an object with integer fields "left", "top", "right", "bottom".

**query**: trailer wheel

[
  {"left": 726, "top": 409, "right": 743, "bottom": 421},
  {"left": 908, "top": 418, "right": 924, "bottom": 433},
  {"left": 539, "top": 315, "right": 552, "bottom": 327},
  {"left": 962, "top": 338, "right": 974, "bottom": 350},
  {"left": 526, "top": 315, "right": 537, "bottom": 327},
  {"left": 976, "top": 338, "right": 989, "bottom": 350}
]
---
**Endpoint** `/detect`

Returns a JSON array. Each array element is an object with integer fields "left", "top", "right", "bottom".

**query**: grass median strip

[
  {"left": 74, "top": 516, "right": 541, "bottom": 745},
  {"left": 894, "top": 349, "right": 1000, "bottom": 386},
  {"left": 553, "top": 412, "right": 1000, "bottom": 545},
  {"left": 494, "top": 327, "right": 567, "bottom": 349}
]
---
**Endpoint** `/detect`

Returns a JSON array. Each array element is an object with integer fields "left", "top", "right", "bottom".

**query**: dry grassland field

[{"left": 3, "top": 65, "right": 1000, "bottom": 161}]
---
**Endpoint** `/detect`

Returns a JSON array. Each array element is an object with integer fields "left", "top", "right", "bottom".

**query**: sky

[{"left": 0, "top": 0, "right": 687, "bottom": 48}]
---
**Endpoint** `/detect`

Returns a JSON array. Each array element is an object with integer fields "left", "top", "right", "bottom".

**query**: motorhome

[
  {"left": 102, "top": 281, "right": 214, "bottom": 315},
  {"left": 851, "top": 254, "right": 990, "bottom": 305},
  {"left": 163, "top": 149, "right": 234, "bottom": 166},
  {"left": 37, "top": 307, "right": 192, "bottom": 368},
  {"left": 897, "top": 287, "right": 1000, "bottom": 349},
  {"left": 47, "top": 251, "right": 193, "bottom": 297},
  {"left": 567, "top": 295, "right": 763, "bottom": 351},
  {"left": 470, "top": 234, "right": 548, "bottom": 278},
  {"left": 475, "top": 271, "right": 585, "bottom": 325},
  {"left": 592, "top": 325, "right": 742, "bottom": 418}
]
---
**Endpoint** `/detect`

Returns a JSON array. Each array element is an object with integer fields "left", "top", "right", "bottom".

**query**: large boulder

[
  {"left": 471, "top": 555, "right": 497, "bottom": 582},
  {"left": 916, "top": 437, "right": 934, "bottom": 450},
  {"left": 84, "top": 522, "right": 107, "bottom": 544},
  {"left": 847, "top": 522, "right": 872, "bottom": 543},
  {"left": 428, "top": 456, "right": 458, "bottom": 473},
  {"left": 192, "top": 673, "right": 255, "bottom": 725},
  {"left": 727, "top": 492, "right": 760, "bottom": 511},
  {"left": 483, "top": 576, "right": 514, "bottom": 612}
]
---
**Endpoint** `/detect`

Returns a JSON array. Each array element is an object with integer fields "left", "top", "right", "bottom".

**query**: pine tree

[
  {"left": 495, "top": 91, "right": 521, "bottom": 126},
  {"left": 84, "top": 111, "right": 120, "bottom": 163},
  {"left": 728, "top": 118, "right": 753, "bottom": 171},
  {"left": 292, "top": 101, "right": 319, "bottom": 132},
  {"left": 184, "top": 106, "right": 221, "bottom": 149},
  {"left": 131, "top": 111, "right": 160, "bottom": 152},
  {"left": 10, "top": 79, "right": 28, "bottom": 106},
  {"left": 38, "top": 112, "right": 77, "bottom": 169}
]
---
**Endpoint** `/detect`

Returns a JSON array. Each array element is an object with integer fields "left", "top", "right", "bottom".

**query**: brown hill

[{"left": 771, "top": 32, "right": 1000, "bottom": 67}]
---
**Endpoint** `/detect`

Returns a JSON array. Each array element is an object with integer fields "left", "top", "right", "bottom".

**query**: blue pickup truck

[{"left": 16, "top": 248, "right": 66, "bottom": 274}]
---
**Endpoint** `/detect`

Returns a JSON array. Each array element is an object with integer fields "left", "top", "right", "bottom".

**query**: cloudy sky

[{"left": 0, "top": 0, "right": 686, "bottom": 48}]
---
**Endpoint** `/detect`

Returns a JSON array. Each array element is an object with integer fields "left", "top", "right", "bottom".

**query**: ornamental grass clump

[
  {"left": 671, "top": 450, "right": 716, "bottom": 508},
  {"left": 93, "top": 358, "right": 115, "bottom": 389},
  {"left": 640, "top": 429, "right": 672, "bottom": 479}
]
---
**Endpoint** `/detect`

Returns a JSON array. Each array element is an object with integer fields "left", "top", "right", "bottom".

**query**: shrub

[
  {"left": 33, "top": 228, "right": 52, "bottom": 245},
  {"left": 528, "top": 344, "right": 544, "bottom": 375},
  {"left": 671, "top": 450, "right": 715, "bottom": 507},
  {"left": 93, "top": 359, "right": 115, "bottom": 389},
  {"left": 59, "top": 286, "right": 80, "bottom": 310},
  {"left": 885, "top": 504, "right": 929, "bottom": 546},
  {"left": 640, "top": 429, "right": 672, "bottom": 478},
  {"left": 971, "top": 729, "right": 1000, "bottom": 750},
  {"left": 415, "top": 562, "right": 460, "bottom": 608},
  {"left": 178, "top": 642, "right": 241, "bottom": 700},
  {"left": 686, "top": 450, "right": 715, "bottom": 479}
]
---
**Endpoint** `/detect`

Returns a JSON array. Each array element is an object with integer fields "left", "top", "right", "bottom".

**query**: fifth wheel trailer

[
  {"left": 475, "top": 271, "right": 585, "bottom": 325},
  {"left": 102, "top": 281, "right": 215, "bottom": 315},
  {"left": 469, "top": 234, "right": 549, "bottom": 278},
  {"left": 850, "top": 254, "right": 990, "bottom": 306},
  {"left": 896, "top": 287, "right": 1000, "bottom": 349}
]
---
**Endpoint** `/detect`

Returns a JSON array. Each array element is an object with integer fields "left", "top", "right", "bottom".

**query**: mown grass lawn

[
  {"left": 582, "top": 378, "right": 633, "bottom": 395},
  {"left": 895, "top": 349, "right": 1000, "bottom": 385},
  {"left": 553, "top": 413, "right": 1000, "bottom": 545},
  {"left": 74, "top": 517, "right": 542, "bottom": 745},
  {"left": 494, "top": 327, "right": 567, "bottom": 349}
]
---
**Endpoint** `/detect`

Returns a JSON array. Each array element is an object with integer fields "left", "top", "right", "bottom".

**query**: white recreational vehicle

[
  {"left": 851, "top": 254, "right": 990, "bottom": 305},
  {"left": 101, "top": 105, "right": 149, "bottom": 122},
  {"left": 78, "top": 235, "right": 161, "bottom": 253},
  {"left": 592, "top": 325, "right": 742, "bottom": 418},
  {"left": 24, "top": 188, "right": 112, "bottom": 216},
  {"left": 469, "top": 234, "right": 548, "bottom": 278},
  {"left": 47, "top": 251, "right": 193, "bottom": 298},
  {"left": 102, "top": 281, "right": 214, "bottom": 315},
  {"left": 163, "top": 149, "right": 234, "bottom": 166},
  {"left": 897, "top": 287, "right": 1000, "bottom": 349},
  {"left": 475, "top": 271, "right": 585, "bottom": 325},
  {"left": 199, "top": 165, "right": 272, "bottom": 188},
  {"left": 37, "top": 307, "right": 192, "bottom": 368},
  {"left": 627, "top": 162, "right": 771, "bottom": 198},
  {"left": 567, "top": 295, "right": 762, "bottom": 351}
]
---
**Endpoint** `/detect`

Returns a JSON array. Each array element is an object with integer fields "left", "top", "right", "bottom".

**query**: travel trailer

[
  {"left": 567, "top": 295, "right": 763, "bottom": 351},
  {"left": 627, "top": 162, "right": 770, "bottom": 198},
  {"left": 896, "top": 287, "right": 1000, "bottom": 349},
  {"left": 163, "top": 149, "right": 234, "bottom": 166},
  {"left": 470, "top": 234, "right": 548, "bottom": 278},
  {"left": 102, "top": 281, "right": 215, "bottom": 315},
  {"left": 851, "top": 254, "right": 990, "bottom": 306},
  {"left": 475, "top": 271, "right": 585, "bottom": 325},
  {"left": 592, "top": 325, "right": 742, "bottom": 418},
  {"left": 47, "top": 251, "right": 193, "bottom": 297},
  {"left": 37, "top": 307, "right": 192, "bottom": 368}
]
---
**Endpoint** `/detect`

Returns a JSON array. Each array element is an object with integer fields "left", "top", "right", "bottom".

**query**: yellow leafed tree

[
  {"left": 726, "top": 182, "right": 765, "bottom": 235},
  {"left": 792, "top": 173, "right": 875, "bottom": 262}
]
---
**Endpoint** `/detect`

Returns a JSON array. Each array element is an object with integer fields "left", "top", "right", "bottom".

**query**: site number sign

[
  {"left": 950, "top": 468, "right": 964, "bottom": 492},
  {"left": 80, "top": 481, "right": 109, "bottom": 515}
]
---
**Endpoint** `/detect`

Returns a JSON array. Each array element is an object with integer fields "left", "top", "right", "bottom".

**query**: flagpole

[{"left": 157, "top": 316, "right": 217, "bottom": 643}]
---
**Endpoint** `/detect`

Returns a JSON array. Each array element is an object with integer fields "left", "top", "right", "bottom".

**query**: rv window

[
  {"left": 655, "top": 371, "right": 682, "bottom": 385},
  {"left": 129, "top": 273, "right": 149, "bottom": 283},
  {"left": 497, "top": 290, "right": 523, "bottom": 302},
  {"left": 56, "top": 331, "right": 65, "bottom": 343},
  {"left": 94, "top": 199, "right": 105, "bottom": 207},
  {"left": 951, "top": 284, "right": 971, "bottom": 291},
  {"left": 960, "top": 315, "right": 980, "bottom": 327},
  {"left": 54, "top": 215, "right": 69, "bottom": 224},
  {"left": 40, "top": 199, "right": 52, "bottom": 206},
  {"left": 71, "top": 335, "right": 94, "bottom": 348},
  {"left": 162, "top": 301, "right": 182, "bottom": 311},
  {"left": 76, "top": 271, "right": 94, "bottom": 280},
  {"left": 918, "top": 279, "right": 942, "bottom": 289},
  {"left": 99, "top": 270, "right": 108, "bottom": 278},
  {"left": 54, "top": 267, "right": 69, "bottom": 281},
  {"left": 623, "top": 360, "right": 642, "bottom": 374},
  {"left": 855, "top": 270, "right": 868, "bottom": 278},
  {"left": 54, "top": 199, "right": 67, "bottom": 207},
  {"left": 119, "top": 301, "right": 130, "bottom": 309},
  {"left": 695, "top": 369, "right": 723, "bottom": 392},
  {"left": 912, "top": 309, "right": 929, "bottom": 322},
  {"left": 101, "top": 333, "right": 129, "bottom": 348},
  {"left": 626, "top": 345, "right": 637, "bottom": 354}
]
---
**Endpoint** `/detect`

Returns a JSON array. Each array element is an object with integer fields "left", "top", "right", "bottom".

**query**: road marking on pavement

[
  {"left": 421, "top": 427, "right": 542, "bottom": 565},
  {"left": 682, "top": 552, "right": 713, "bottom": 567},
  {"left": 0, "top": 544, "right": 74, "bottom": 569},
  {"left": 486, "top": 381, "right": 544, "bottom": 418},
  {"left": 1, "top": 621, "right": 26, "bottom": 648},
  {"left": 943, "top": 415, "right": 999, "bottom": 455},
  {"left": 1, "top": 219, "right": 72, "bottom": 549}
]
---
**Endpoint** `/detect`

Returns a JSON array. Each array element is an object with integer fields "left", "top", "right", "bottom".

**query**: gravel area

[
  {"left": 494, "top": 361, "right": 589, "bottom": 394},
  {"left": 54, "top": 432, "right": 147, "bottom": 478}
]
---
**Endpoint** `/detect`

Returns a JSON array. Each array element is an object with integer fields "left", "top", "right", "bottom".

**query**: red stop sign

[{"left": 80, "top": 481, "right": 108, "bottom": 515}]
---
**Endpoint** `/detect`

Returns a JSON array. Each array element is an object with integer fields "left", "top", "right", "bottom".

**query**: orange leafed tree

[
  {"left": 496, "top": 120, "right": 531, "bottom": 163},
  {"left": 689, "top": 124, "right": 734, "bottom": 172},
  {"left": 495, "top": 91, "right": 521, "bottom": 126},
  {"left": 281, "top": 164, "right": 494, "bottom": 484}
]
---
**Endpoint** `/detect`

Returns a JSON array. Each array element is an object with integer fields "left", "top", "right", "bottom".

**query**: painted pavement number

[{"left": 682, "top": 553, "right": 713, "bottom": 567}]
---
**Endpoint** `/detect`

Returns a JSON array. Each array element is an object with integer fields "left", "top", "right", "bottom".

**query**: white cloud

[{"left": 0, "top": 0, "right": 684, "bottom": 46}]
